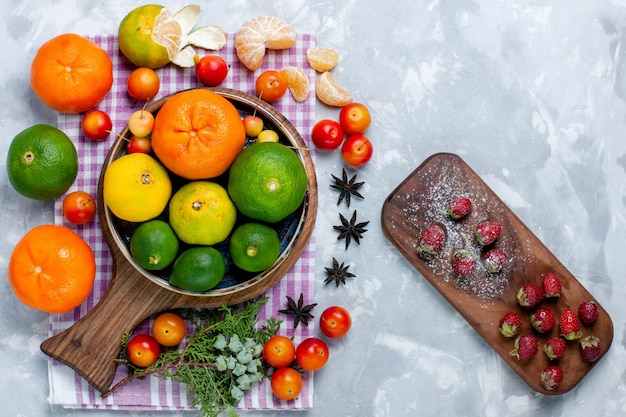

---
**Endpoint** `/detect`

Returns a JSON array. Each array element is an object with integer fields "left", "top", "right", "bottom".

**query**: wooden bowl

[{"left": 40, "top": 88, "right": 318, "bottom": 393}]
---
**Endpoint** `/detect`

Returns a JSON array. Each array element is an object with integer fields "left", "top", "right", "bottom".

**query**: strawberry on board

[
  {"left": 446, "top": 197, "right": 472, "bottom": 220},
  {"left": 510, "top": 334, "right": 538, "bottom": 360},
  {"left": 579, "top": 335, "right": 601, "bottom": 362},
  {"left": 542, "top": 272, "right": 562, "bottom": 298},
  {"left": 560, "top": 309, "right": 582, "bottom": 340},
  {"left": 531, "top": 306, "right": 556, "bottom": 333},
  {"left": 516, "top": 283, "right": 544, "bottom": 309},
  {"left": 451, "top": 233, "right": 476, "bottom": 277},
  {"left": 543, "top": 337, "right": 566, "bottom": 361},
  {"left": 482, "top": 248, "right": 507, "bottom": 273},
  {"left": 578, "top": 300, "right": 599, "bottom": 324},
  {"left": 475, "top": 220, "right": 501, "bottom": 246},
  {"left": 417, "top": 223, "right": 446, "bottom": 261},
  {"left": 541, "top": 365, "right": 563, "bottom": 391},
  {"left": 498, "top": 311, "right": 522, "bottom": 338}
]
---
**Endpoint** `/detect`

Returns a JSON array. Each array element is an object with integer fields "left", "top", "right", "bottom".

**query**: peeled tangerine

[
  {"left": 306, "top": 47, "right": 339, "bottom": 72},
  {"left": 118, "top": 4, "right": 226, "bottom": 69},
  {"left": 280, "top": 66, "right": 310, "bottom": 102},
  {"left": 315, "top": 71, "right": 353, "bottom": 107},
  {"left": 235, "top": 15, "right": 296, "bottom": 71}
]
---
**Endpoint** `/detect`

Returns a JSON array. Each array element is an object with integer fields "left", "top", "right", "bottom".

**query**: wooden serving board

[
  {"left": 40, "top": 88, "right": 318, "bottom": 393},
  {"left": 381, "top": 153, "right": 613, "bottom": 394}
]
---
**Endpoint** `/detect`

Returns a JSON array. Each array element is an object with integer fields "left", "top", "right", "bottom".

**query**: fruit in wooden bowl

[
  {"left": 102, "top": 87, "right": 317, "bottom": 298},
  {"left": 40, "top": 87, "right": 317, "bottom": 393}
]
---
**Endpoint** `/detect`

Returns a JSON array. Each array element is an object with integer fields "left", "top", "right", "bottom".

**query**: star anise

[
  {"left": 324, "top": 257, "right": 356, "bottom": 287},
  {"left": 330, "top": 168, "right": 364, "bottom": 207},
  {"left": 278, "top": 293, "right": 317, "bottom": 329},
  {"left": 333, "top": 210, "right": 369, "bottom": 249}
]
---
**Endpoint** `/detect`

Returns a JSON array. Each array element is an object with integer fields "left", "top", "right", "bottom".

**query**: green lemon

[
  {"left": 169, "top": 247, "right": 226, "bottom": 292},
  {"left": 6, "top": 124, "right": 78, "bottom": 200},
  {"left": 129, "top": 220, "right": 179, "bottom": 271},
  {"left": 227, "top": 142, "right": 308, "bottom": 223},
  {"left": 168, "top": 181, "right": 237, "bottom": 246},
  {"left": 229, "top": 222, "right": 281, "bottom": 273}
]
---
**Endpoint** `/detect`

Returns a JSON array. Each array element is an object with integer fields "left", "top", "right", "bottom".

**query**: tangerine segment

[
  {"left": 30, "top": 33, "right": 113, "bottom": 114},
  {"left": 315, "top": 71, "right": 353, "bottom": 107},
  {"left": 280, "top": 66, "right": 310, "bottom": 102},
  {"left": 306, "top": 47, "right": 339, "bottom": 72},
  {"left": 8, "top": 224, "right": 96, "bottom": 314},
  {"left": 235, "top": 15, "right": 296, "bottom": 71},
  {"left": 151, "top": 89, "right": 246, "bottom": 180}
]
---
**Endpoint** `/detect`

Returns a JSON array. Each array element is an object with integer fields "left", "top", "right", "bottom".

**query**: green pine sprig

[{"left": 103, "top": 297, "right": 281, "bottom": 417}]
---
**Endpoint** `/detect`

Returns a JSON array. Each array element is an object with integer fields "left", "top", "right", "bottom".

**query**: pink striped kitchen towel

[{"left": 48, "top": 33, "right": 317, "bottom": 412}]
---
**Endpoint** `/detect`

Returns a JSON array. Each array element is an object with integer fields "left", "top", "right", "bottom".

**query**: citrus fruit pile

[{"left": 102, "top": 88, "right": 309, "bottom": 292}]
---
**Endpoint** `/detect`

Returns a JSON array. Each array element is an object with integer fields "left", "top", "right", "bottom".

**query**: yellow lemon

[{"left": 103, "top": 153, "right": 172, "bottom": 222}]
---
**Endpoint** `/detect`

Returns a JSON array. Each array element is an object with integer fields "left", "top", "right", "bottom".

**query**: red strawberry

[
  {"left": 452, "top": 249, "right": 476, "bottom": 277},
  {"left": 543, "top": 337, "right": 566, "bottom": 361},
  {"left": 531, "top": 306, "right": 556, "bottom": 333},
  {"left": 579, "top": 335, "right": 601, "bottom": 362},
  {"left": 578, "top": 300, "right": 599, "bottom": 324},
  {"left": 542, "top": 272, "right": 561, "bottom": 298},
  {"left": 541, "top": 365, "right": 563, "bottom": 391},
  {"left": 510, "top": 334, "right": 538, "bottom": 360},
  {"left": 482, "top": 248, "right": 507, "bottom": 273},
  {"left": 475, "top": 220, "right": 501, "bottom": 246},
  {"left": 418, "top": 224, "right": 446, "bottom": 261},
  {"left": 516, "top": 283, "right": 544, "bottom": 309},
  {"left": 498, "top": 311, "right": 522, "bottom": 338},
  {"left": 451, "top": 233, "right": 476, "bottom": 276},
  {"left": 560, "top": 309, "right": 582, "bottom": 340},
  {"left": 446, "top": 197, "right": 472, "bottom": 220}
]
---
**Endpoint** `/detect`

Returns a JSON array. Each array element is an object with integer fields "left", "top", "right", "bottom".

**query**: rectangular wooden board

[{"left": 381, "top": 152, "right": 613, "bottom": 394}]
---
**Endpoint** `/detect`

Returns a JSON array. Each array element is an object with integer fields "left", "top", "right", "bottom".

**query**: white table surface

[{"left": 1, "top": 1, "right": 626, "bottom": 416}]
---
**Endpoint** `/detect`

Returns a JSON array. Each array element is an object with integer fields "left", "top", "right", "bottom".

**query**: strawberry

[
  {"left": 541, "top": 365, "right": 563, "bottom": 391},
  {"left": 543, "top": 337, "right": 566, "bottom": 361},
  {"left": 542, "top": 272, "right": 561, "bottom": 298},
  {"left": 446, "top": 197, "right": 472, "bottom": 220},
  {"left": 560, "top": 309, "right": 582, "bottom": 340},
  {"left": 510, "top": 334, "right": 538, "bottom": 360},
  {"left": 475, "top": 220, "right": 501, "bottom": 246},
  {"left": 516, "top": 283, "right": 544, "bottom": 309},
  {"left": 452, "top": 249, "right": 476, "bottom": 276},
  {"left": 417, "top": 224, "right": 446, "bottom": 261},
  {"left": 482, "top": 248, "right": 507, "bottom": 273},
  {"left": 579, "top": 335, "right": 601, "bottom": 362},
  {"left": 531, "top": 306, "right": 556, "bottom": 333},
  {"left": 498, "top": 311, "right": 522, "bottom": 338},
  {"left": 578, "top": 300, "right": 599, "bottom": 324}
]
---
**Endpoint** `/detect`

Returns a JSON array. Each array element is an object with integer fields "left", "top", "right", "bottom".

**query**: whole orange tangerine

[
  {"left": 151, "top": 89, "right": 246, "bottom": 180},
  {"left": 8, "top": 224, "right": 96, "bottom": 314},
  {"left": 30, "top": 33, "right": 113, "bottom": 114}
]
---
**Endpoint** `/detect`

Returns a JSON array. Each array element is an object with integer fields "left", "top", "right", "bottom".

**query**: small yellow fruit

[{"left": 103, "top": 153, "right": 172, "bottom": 222}]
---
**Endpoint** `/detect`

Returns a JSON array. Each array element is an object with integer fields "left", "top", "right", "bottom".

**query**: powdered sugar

[{"left": 390, "top": 155, "right": 522, "bottom": 300}]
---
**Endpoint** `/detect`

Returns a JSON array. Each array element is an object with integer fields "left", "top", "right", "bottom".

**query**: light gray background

[{"left": 1, "top": 1, "right": 626, "bottom": 416}]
